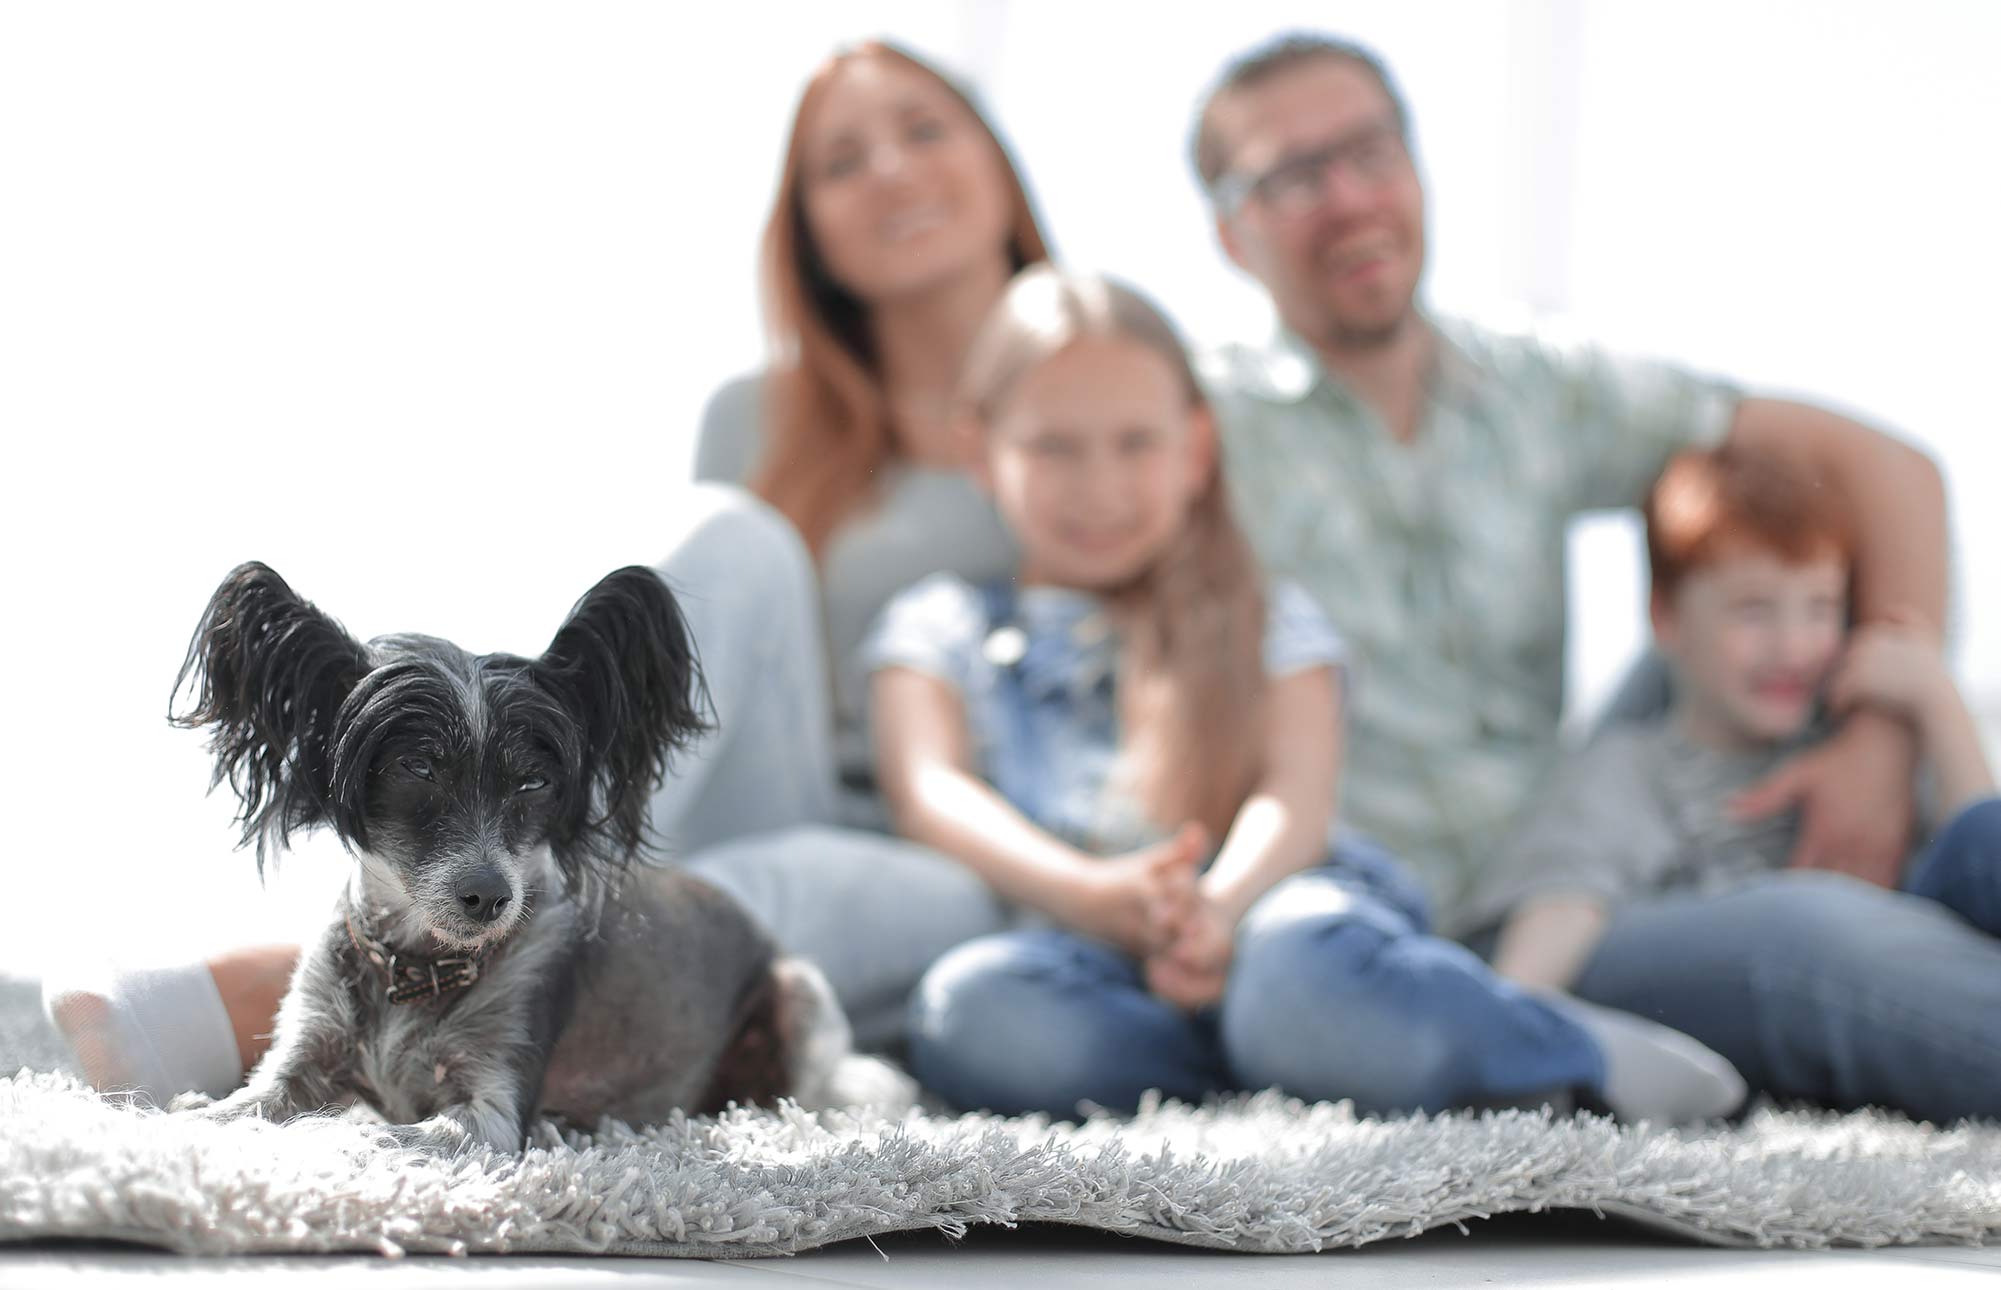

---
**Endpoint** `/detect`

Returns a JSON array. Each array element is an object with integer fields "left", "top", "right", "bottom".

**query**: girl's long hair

[
  {"left": 753, "top": 42, "right": 1052, "bottom": 558},
  {"left": 960, "top": 267, "right": 1268, "bottom": 842}
]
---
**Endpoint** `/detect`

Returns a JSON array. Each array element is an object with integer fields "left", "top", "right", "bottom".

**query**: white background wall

[{"left": 3, "top": 1, "right": 1994, "bottom": 971}]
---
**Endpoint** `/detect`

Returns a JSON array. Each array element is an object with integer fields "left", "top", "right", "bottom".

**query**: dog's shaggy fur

[{"left": 169, "top": 562, "right": 905, "bottom": 1152}]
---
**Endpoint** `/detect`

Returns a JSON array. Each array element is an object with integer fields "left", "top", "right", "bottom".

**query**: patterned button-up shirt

[{"left": 1204, "top": 316, "right": 1738, "bottom": 932}]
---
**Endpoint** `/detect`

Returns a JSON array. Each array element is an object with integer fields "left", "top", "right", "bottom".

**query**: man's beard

[{"left": 1324, "top": 303, "right": 1413, "bottom": 352}]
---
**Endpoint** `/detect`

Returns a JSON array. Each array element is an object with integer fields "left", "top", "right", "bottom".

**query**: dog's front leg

[
  {"left": 183, "top": 1057, "right": 343, "bottom": 1125},
  {"left": 384, "top": 956, "right": 573, "bottom": 1155},
  {"left": 381, "top": 1048, "right": 540, "bottom": 1154},
  {"left": 371, "top": 913, "right": 578, "bottom": 1155}
]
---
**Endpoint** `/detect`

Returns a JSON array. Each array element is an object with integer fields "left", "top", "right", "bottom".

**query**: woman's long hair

[
  {"left": 960, "top": 268, "right": 1268, "bottom": 842},
  {"left": 754, "top": 42, "right": 1052, "bottom": 558}
]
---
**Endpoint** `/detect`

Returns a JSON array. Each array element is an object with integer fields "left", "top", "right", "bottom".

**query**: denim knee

[
  {"left": 1223, "top": 900, "right": 1466, "bottom": 1113},
  {"left": 1576, "top": 871, "right": 1958, "bottom": 1061},
  {"left": 1637, "top": 870, "right": 2001, "bottom": 1119},
  {"left": 1708, "top": 870, "right": 1976, "bottom": 1048},
  {"left": 907, "top": 933, "right": 1129, "bottom": 1117},
  {"left": 1907, "top": 795, "right": 2001, "bottom": 933},
  {"left": 1731, "top": 870, "right": 1917, "bottom": 966},
  {"left": 1324, "top": 833, "right": 1435, "bottom": 931}
]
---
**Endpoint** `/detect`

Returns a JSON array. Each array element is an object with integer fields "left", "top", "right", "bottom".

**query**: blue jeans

[
  {"left": 1573, "top": 795, "right": 2001, "bottom": 1124},
  {"left": 1906, "top": 795, "right": 2001, "bottom": 936},
  {"left": 908, "top": 836, "right": 1605, "bottom": 1117}
]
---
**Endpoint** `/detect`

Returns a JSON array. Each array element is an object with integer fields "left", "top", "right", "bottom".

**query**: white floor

[{"left": 3, "top": 1214, "right": 1999, "bottom": 1289}]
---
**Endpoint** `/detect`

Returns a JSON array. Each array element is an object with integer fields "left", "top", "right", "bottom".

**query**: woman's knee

[
  {"left": 653, "top": 484, "right": 816, "bottom": 622},
  {"left": 688, "top": 825, "right": 998, "bottom": 928}
]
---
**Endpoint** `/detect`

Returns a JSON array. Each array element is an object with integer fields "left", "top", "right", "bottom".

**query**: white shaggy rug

[{"left": 1, "top": 1068, "right": 1996, "bottom": 1258}]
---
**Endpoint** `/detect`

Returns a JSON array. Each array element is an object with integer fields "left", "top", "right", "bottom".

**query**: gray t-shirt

[
  {"left": 1460, "top": 720, "right": 1819, "bottom": 933},
  {"left": 694, "top": 375, "right": 1018, "bottom": 811}
]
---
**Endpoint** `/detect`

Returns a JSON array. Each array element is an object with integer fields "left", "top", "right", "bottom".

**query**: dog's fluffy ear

[
  {"left": 536, "top": 566, "right": 710, "bottom": 875},
  {"left": 171, "top": 562, "right": 369, "bottom": 869}
]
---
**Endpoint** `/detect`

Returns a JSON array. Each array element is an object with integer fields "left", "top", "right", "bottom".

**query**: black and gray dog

[{"left": 170, "top": 561, "right": 905, "bottom": 1152}]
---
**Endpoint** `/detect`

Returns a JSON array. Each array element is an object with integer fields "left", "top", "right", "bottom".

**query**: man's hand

[
  {"left": 1826, "top": 612, "right": 1950, "bottom": 721},
  {"left": 1828, "top": 610, "right": 1996, "bottom": 816},
  {"left": 1730, "top": 710, "right": 1917, "bottom": 888},
  {"left": 1143, "top": 893, "right": 1235, "bottom": 1012}
]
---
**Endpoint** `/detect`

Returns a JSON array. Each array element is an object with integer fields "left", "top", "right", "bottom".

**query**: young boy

[{"left": 1471, "top": 444, "right": 1999, "bottom": 990}]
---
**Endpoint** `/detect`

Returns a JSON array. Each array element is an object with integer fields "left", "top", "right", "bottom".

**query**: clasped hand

[{"left": 1062, "top": 821, "right": 1236, "bottom": 1011}]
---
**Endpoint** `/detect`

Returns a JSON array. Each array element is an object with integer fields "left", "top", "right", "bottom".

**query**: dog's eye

[
  {"left": 400, "top": 756, "right": 434, "bottom": 781},
  {"left": 517, "top": 775, "right": 548, "bottom": 794}
]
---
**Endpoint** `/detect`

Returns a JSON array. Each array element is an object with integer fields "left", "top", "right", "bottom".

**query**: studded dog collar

[{"left": 343, "top": 909, "right": 488, "bottom": 1005}]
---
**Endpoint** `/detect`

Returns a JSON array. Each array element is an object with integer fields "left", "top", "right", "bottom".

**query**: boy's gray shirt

[{"left": 1460, "top": 720, "right": 1815, "bottom": 933}]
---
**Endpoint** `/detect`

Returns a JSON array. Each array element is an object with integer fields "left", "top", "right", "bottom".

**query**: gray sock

[{"left": 1538, "top": 989, "right": 1747, "bottom": 1125}]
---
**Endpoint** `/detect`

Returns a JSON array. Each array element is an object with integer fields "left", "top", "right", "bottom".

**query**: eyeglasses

[{"left": 1212, "top": 121, "right": 1408, "bottom": 218}]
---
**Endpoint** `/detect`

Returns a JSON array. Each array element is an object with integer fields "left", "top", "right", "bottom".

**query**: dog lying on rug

[{"left": 168, "top": 562, "right": 906, "bottom": 1153}]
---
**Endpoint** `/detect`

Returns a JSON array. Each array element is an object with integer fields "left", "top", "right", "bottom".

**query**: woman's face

[{"left": 797, "top": 56, "right": 1015, "bottom": 305}]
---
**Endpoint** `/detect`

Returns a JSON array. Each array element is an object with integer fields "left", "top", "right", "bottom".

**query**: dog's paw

[
  {"left": 172, "top": 1092, "right": 287, "bottom": 1129},
  {"left": 376, "top": 1116, "right": 520, "bottom": 1157},
  {"left": 376, "top": 1121, "right": 472, "bottom": 1155}
]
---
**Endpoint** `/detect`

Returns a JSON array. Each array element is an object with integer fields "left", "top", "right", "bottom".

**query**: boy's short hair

[{"left": 1646, "top": 445, "right": 1855, "bottom": 598}]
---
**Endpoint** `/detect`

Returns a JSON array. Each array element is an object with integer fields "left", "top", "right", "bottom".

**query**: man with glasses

[{"left": 1192, "top": 34, "right": 1986, "bottom": 1121}]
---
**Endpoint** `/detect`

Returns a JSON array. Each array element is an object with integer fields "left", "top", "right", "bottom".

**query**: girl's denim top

[{"left": 863, "top": 572, "right": 1347, "bottom": 855}]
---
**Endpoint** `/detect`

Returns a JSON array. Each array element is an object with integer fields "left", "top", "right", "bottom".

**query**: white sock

[
  {"left": 41, "top": 958, "right": 244, "bottom": 1105},
  {"left": 1539, "top": 990, "right": 1747, "bottom": 1125}
]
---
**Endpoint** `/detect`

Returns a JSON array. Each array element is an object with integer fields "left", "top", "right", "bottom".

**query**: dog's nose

[{"left": 456, "top": 870, "right": 513, "bottom": 924}]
